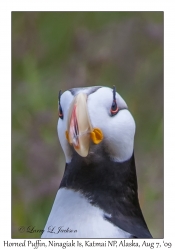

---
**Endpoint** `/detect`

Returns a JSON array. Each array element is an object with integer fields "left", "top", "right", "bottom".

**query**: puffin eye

[
  {"left": 111, "top": 86, "right": 119, "bottom": 116},
  {"left": 58, "top": 90, "right": 63, "bottom": 119},
  {"left": 59, "top": 104, "right": 63, "bottom": 119}
]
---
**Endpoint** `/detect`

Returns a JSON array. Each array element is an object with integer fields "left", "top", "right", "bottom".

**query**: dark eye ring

[
  {"left": 58, "top": 90, "right": 63, "bottom": 119},
  {"left": 111, "top": 86, "right": 119, "bottom": 116}
]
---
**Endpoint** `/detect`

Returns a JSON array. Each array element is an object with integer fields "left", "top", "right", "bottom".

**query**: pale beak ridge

[
  {"left": 65, "top": 92, "right": 103, "bottom": 157},
  {"left": 67, "top": 93, "right": 92, "bottom": 157}
]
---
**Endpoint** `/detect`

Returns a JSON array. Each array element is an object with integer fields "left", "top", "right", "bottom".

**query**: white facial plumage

[{"left": 57, "top": 86, "right": 136, "bottom": 163}]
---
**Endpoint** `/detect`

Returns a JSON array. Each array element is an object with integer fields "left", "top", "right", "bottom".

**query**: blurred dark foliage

[{"left": 12, "top": 12, "right": 163, "bottom": 238}]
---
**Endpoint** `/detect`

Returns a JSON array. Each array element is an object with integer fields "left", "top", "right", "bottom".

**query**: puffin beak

[{"left": 65, "top": 93, "right": 103, "bottom": 157}]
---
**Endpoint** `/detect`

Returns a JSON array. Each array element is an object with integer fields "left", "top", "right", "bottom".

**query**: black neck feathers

[
  {"left": 59, "top": 151, "right": 152, "bottom": 238},
  {"left": 60, "top": 151, "right": 138, "bottom": 201}
]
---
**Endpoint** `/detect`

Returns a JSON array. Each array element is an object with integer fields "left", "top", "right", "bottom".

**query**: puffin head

[{"left": 57, "top": 86, "right": 135, "bottom": 163}]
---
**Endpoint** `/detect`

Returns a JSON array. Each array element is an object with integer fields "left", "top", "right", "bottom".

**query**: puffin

[{"left": 41, "top": 86, "right": 152, "bottom": 238}]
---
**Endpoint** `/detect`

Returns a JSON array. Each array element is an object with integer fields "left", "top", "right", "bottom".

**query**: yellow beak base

[{"left": 90, "top": 128, "right": 103, "bottom": 144}]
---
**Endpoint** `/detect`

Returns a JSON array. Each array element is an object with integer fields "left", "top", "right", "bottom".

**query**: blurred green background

[{"left": 12, "top": 12, "right": 163, "bottom": 238}]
